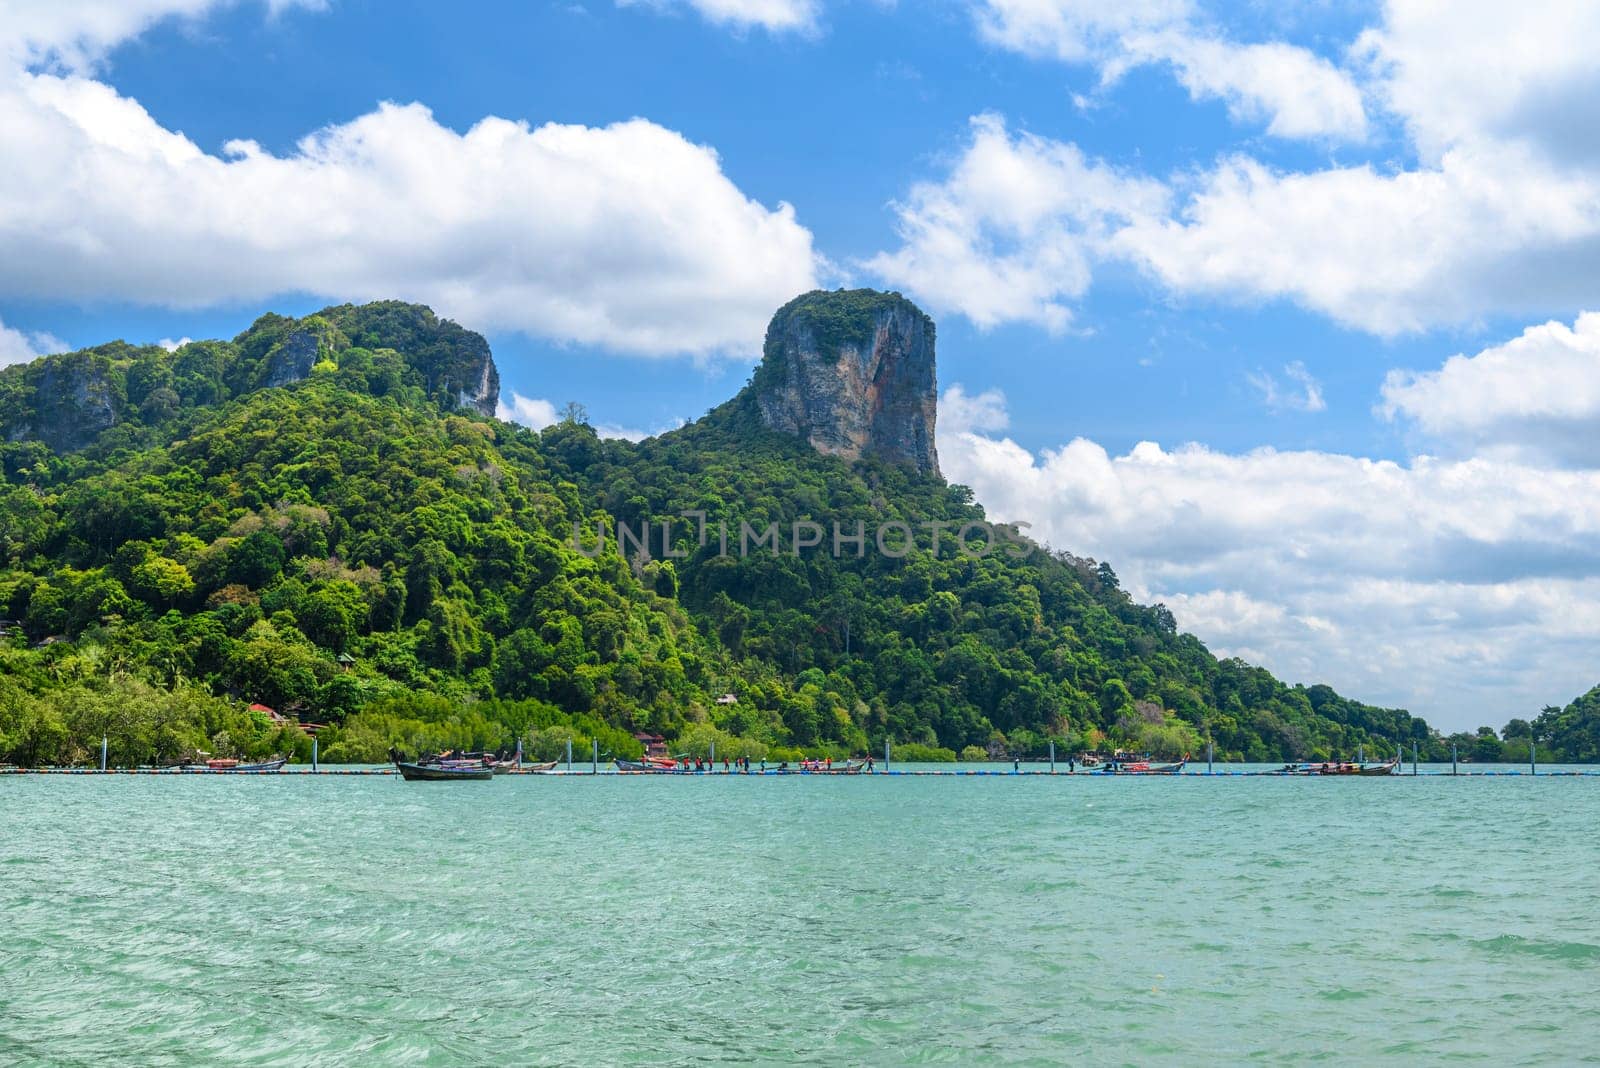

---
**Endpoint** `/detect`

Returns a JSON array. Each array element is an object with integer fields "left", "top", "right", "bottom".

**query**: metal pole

[
  {"left": 592, "top": 737, "right": 598, "bottom": 775},
  {"left": 1530, "top": 741, "right": 1536, "bottom": 776},
  {"left": 566, "top": 739, "right": 572, "bottom": 772},
  {"left": 1451, "top": 743, "right": 1457, "bottom": 776},
  {"left": 312, "top": 737, "right": 318, "bottom": 772},
  {"left": 709, "top": 739, "right": 715, "bottom": 766},
  {"left": 1207, "top": 742, "right": 1214, "bottom": 775},
  {"left": 1358, "top": 742, "right": 1364, "bottom": 764},
  {"left": 1412, "top": 740, "right": 1419, "bottom": 776},
  {"left": 1049, "top": 740, "right": 1055, "bottom": 774},
  {"left": 885, "top": 739, "right": 891, "bottom": 771},
  {"left": 515, "top": 738, "right": 522, "bottom": 770},
  {"left": 100, "top": 736, "right": 107, "bottom": 771}
]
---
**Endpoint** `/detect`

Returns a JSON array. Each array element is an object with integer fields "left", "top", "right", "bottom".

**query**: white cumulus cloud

[
  {"left": 974, "top": 0, "right": 1368, "bottom": 141},
  {"left": 1, "top": 0, "right": 325, "bottom": 71},
  {"left": 496, "top": 393, "right": 560, "bottom": 431},
  {"left": 0, "top": 317, "right": 66, "bottom": 367},
  {"left": 1380, "top": 311, "right": 1600, "bottom": 466},
  {"left": 616, "top": 0, "right": 819, "bottom": 33},
  {"left": 1356, "top": 0, "right": 1600, "bottom": 164},
  {"left": 937, "top": 383, "right": 1600, "bottom": 730},
  {"left": 940, "top": 383, "right": 1011, "bottom": 435},
  {"left": 885, "top": 4, "right": 1600, "bottom": 338},
  {"left": 863, "top": 114, "right": 1168, "bottom": 332},
  {"left": 1113, "top": 143, "right": 1600, "bottom": 336},
  {"left": 874, "top": 117, "right": 1600, "bottom": 339},
  {"left": 0, "top": 2, "right": 821, "bottom": 359},
  {"left": 497, "top": 391, "right": 678, "bottom": 440}
]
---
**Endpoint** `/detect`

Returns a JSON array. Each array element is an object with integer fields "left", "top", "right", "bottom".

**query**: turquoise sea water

[{"left": 3, "top": 767, "right": 1599, "bottom": 1065}]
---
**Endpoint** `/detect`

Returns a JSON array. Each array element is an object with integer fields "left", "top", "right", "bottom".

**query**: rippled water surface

[{"left": 4, "top": 769, "right": 1599, "bottom": 1064}]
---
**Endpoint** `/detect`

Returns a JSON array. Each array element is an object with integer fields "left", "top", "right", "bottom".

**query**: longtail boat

[
  {"left": 1098, "top": 757, "right": 1187, "bottom": 775},
  {"left": 391, "top": 748, "right": 494, "bottom": 781},
  {"left": 394, "top": 761, "right": 494, "bottom": 781},
  {"left": 1276, "top": 758, "right": 1400, "bottom": 776},
  {"left": 614, "top": 758, "right": 683, "bottom": 773},
  {"left": 177, "top": 756, "right": 288, "bottom": 772},
  {"left": 756, "top": 760, "right": 870, "bottom": 775},
  {"left": 798, "top": 760, "right": 868, "bottom": 775},
  {"left": 211, "top": 757, "right": 287, "bottom": 773}
]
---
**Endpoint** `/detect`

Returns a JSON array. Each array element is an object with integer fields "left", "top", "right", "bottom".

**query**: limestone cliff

[
  {"left": 6, "top": 352, "right": 121, "bottom": 452},
  {"left": 317, "top": 301, "right": 499, "bottom": 418},
  {"left": 260, "top": 328, "right": 327, "bottom": 388},
  {"left": 747, "top": 290, "right": 939, "bottom": 476},
  {"left": 0, "top": 301, "right": 501, "bottom": 453}
]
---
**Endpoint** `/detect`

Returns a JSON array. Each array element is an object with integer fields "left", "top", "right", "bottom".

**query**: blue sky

[
  {"left": 4, "top": 0, "right": 1509, "bottom": 455},
  {"left": 4, "top": 0, "right": 1600, "bottom": 730}
]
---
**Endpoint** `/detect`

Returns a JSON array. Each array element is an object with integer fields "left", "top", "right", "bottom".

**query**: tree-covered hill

[
  {"left": 0, "top": 298, "right": 1445, "bottom": 766},
  {"left": 1436, "top": 684, "right": 1600, "bottom": 765}
]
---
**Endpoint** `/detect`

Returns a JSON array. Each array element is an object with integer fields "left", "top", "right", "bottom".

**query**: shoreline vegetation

[
  {"left": 2, "top": 298, "right": 1597, "bottom": 771},
  {"left": 0, "top": 672, "right": 1594, "bottom": 769}
]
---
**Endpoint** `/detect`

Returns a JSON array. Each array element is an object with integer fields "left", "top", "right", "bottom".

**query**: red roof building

[{"left": 633, "top": 732, "right": 668, "bottom": 757}]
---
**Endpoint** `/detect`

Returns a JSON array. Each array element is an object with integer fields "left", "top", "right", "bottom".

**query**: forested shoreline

[{"left": 2, "top": 300, "right": 1595, "bottom": 768}]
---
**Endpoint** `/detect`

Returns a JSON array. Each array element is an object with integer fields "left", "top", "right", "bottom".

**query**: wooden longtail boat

[
  {"left": 614, "top": 758, "right": 683, "bottom": 773},
  {"left": 211, "top": 757, "right": 287, "bottom": 773},
  {"left": 390, "top": 748, "right": 494, "bottom": 781},
  {"left": 1277, "top": 758, "right": 1401, "bottom": 776},
  {"left": 394, "top": 760, "right": 494, "bottom": 781},
  {"left": 757, "top": 760, "right": 870, "bottom": 775},
  {"left": 177, "top": 757, "right": 288, "bottom": 772},
  {"left": 1098, "top": 757, "right": 1187, "bottom": 775},
  {"left": 798, "top": 761, "right": 868, "bottom": 775}
]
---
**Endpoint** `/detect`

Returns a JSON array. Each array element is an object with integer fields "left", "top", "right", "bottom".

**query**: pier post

[
  {"left": 1358, "top": 743, "right": 1364, "bottom": 764},
  {"left": 1531, "top": 742, "right": 1536, "bottom": 776},
  {"left": 566, "top": 739, "right": 572, "bottom": 772},
  {"left": 592, "top": 737, "right": 598, "bottom": 775},
  {"left": 515, "top": 738, "right": 522, "bottom": 771},
  {"left": 885, "top": 739, "right": 891, "bottom": 771},
  {"left": 312, "top": 737, "right": 318, "bottom": 772},
  {"left": 709, "top": 740, "right": 715, "bottom": 766},
  {"left": 1451, "top": 743, "right": 1457, "bottom": 776},
  {"left": 100, "top": 736, "right": 107, "bottom": 771},
  {"left": 1049, "top": 740, "right": 1055, "bottom": 774},
  {"left": 1412, "top": 740, "right": 1419, "bottom": 775},
  {"left": 1207, "top": 742, "right": 1214, "bottom": 775}
]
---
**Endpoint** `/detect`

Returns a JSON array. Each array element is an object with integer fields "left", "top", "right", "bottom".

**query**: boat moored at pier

[
  {"left": 1275, "top": 757, "right": 1401, "bottom": 776},
  {"left": 390, "top": 748, "right": 495, "bottom": 781},
  {"left": 1095, "top": 756, "right": 1187, "bottom": 775}
]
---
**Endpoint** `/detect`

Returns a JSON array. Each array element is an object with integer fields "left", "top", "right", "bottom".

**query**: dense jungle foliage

[{"left": 1, "top": 300, "right": 1587, "bottom": 766}]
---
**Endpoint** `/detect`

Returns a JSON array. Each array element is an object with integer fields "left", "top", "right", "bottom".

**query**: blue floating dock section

[{"left": 0, "top": 767, "right": 399, "bottom": 776}]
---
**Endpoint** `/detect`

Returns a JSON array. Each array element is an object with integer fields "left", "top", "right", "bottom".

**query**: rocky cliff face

[
  {"left": 0, "top": 301, "right": 502, "bottom": 455},
  {"left": 456, "top": 353, "right": 499, "bottom": 418},
  {"left": 261, "top": 329, "right": 323, "bottom": 388},
  {"left": 15, "top": 354, "right": 121, "bottom": 452},
  {"left": 317, "top": 301, "right": 498, "bottom": 418},
  {"left": 749, "top": 290, "right": 939, "bottom": 476}
]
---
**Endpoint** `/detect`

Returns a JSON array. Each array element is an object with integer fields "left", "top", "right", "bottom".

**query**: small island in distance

[{"left": 0, "top": 292, "right": 1594, "bottom": 768}]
